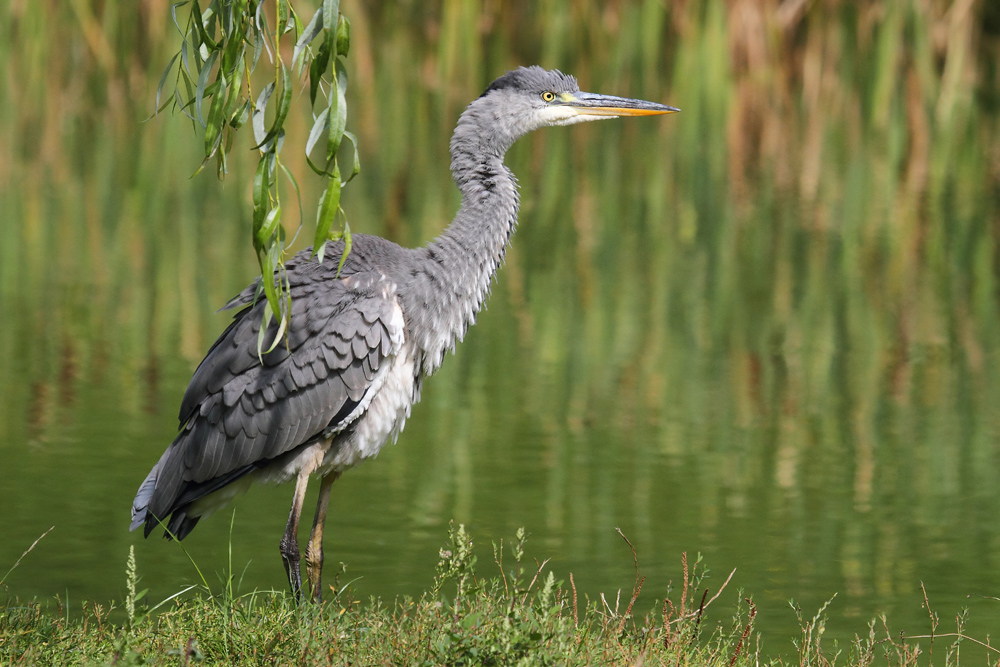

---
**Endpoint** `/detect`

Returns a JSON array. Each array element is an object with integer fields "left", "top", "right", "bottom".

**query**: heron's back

[{"left": 131, "top": 236, "right": 416, "bottom": 538}]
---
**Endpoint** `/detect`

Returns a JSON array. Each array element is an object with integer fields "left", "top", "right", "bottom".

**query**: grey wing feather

[{"left": 131, "top": 253, "right": 405, "bottom": 536}]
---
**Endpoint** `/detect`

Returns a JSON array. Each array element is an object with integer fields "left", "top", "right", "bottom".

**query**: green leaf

[
  {"left": 176, "top": 89, "right": 196, "bottom": 122},
  {"left": 260, "top": 253, "right": 278, "bottom": 307},
  {"left": 336, "top": 14, "right": 350, "bottom": 57},
  {"left": 277, "top": 0, "right": 289, "bottom": 35},
  {"left": 309, "top": 39, "right": 331, "bottom": 108},
  {"left": 341, "top": 130, "right": 361, "bottom": 184},
  {"left": 336, "top": 221, "right": 351, "bottom": 276},
  {"left": 278, "top": 161, "right": 304, "bottom": 233},
  {"left": 220, "top": 57, "right": 245, "bottom": 129},
  {"left": 194, "top": 49, "right": 219, "bottom": 128},
  {"left": 191, "top": 0, "right": 219, "bottom": 51},
  {"left": 256, "top": 300, "right": 275, "bottom": 362},
  {"left": 318, "top": 0, "right": 339, "bottom": 101},
  {"left": 273, "top": 65, "right": 293, "bottom": 135},
  {"left": 256, "top": 243, "right": 290, "bottom": 356},
  {"left": 306, "top": 107, "right": 330, "bottom": 162},
  {"left": 255, "top": 66, "right": 292, "bottom": 150},
  {"left": 222, "top": 56, "right": 250, "bottom": 127},
  {"left": 254, "top": 3, "right": 275, "bottom": 65},
  {"left": 258, "top": 246, "right": 282, "bottom": 327},
  {"left": 272, "top": 128, "right": 285, "bottom": 157},
  {"left": 155, "top": 53, "right": 180, "bottom": 114},
  {"left": 262, "top": 310, "right": 287, "bottom": 355},
  {"left": 328, "top": 59, "right": 348, "bottom": 162},
  {"left": 252, "top": 157, "right": 270, "bottom": 243},
  {"left": 251, "top": 25, "right": 264, "bottom": 70},
  {"left": 322, "top": 0, "right": 340, "bottom": 32},
  {"left": 170, "top": 2, "right": 190, "bottom": 37},
  {"left": 313, "top": 165, "right": 341, "bottom": 259},
  {"left": 256, "top": 205, "right": 282, "bottom": 246},
  {"left": 180, "top": 38, "right": 192, "bottom": 78},
  {"left": 218, "top": 1, "right": 233, "bottom": 36},
  {"left": 220, "top": 17, "right": 245, "bottom": 75},
  {"left": 293, "top": 7, "right": 324, "bottom": 71},
  {"left": 204, "top": 73, "right": 227, "bottom": 157},
  {"left": 252, "top": 81, "right": 275, "bottom": 146},
  {"left": 229, "top": 98, "right": 251, "bottom": 129}
]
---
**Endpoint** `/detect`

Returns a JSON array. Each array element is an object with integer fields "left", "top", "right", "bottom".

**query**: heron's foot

[{"left": 280, "top": 534, "right": 303, "bottom": 601}]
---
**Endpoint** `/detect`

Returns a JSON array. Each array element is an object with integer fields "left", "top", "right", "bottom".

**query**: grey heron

[{"left": 131, "top": 66, "right": 678, "bottom": 601}]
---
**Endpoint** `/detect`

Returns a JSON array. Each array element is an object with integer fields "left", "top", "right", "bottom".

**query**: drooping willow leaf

[{"left": 159, "top": 0, "right": 357, "bottom": 358}]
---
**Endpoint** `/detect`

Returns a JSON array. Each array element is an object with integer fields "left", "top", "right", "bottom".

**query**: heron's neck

[{"left": 404, "top": 111, "right": 520, "bottom": 376}]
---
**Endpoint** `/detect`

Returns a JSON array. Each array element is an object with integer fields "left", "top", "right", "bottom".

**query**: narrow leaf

[
  {"left": 322, "top": 0, "right": 340, "bottom": 31},
  {"left": 336, "top": 14, "right": 350, "bottom": 57},
  {"left": 251, "top": 25, "right": 264, "bottom": 70},
  {"left": 155, "top": 53, "right": 180, "bottom": 113},
  {"left": 195, "top": 49, "right": 219, "bottom": 127},
  {"left": 177, "top": 89, "right": 196, "bottom": 122},
  {"left": 272, "top": 65, "right": 292, "bottom": 133},
  {"left": 262, "top": 311, "right": 288, "bottom": 355},
  {"left": 192, "top": 0, "right": 218, "bottom": 50},
  {"left": 220, "top": 18, "right": 244, "bottom": 75},
  {"left": 180, "top": 38, "right": 193, "bottom": 81},
  {"left": 313, "top": 169, "right": 341, "bottom": 259},
  {"left": 252, "top": 158, "right": 269, "bottom": 241},
  {"left": 336, "top": 221, "right": 351, "bottom": 276},
  {"left": 306, "top": 107, "right": 330, "bottom": 160},
  {"left": 256, "top": 205, "right": 282, "bottom": 246},
  {"left": 252, "top": 81, "right": 275, "bottom": 146},
  {"left": 256, "top": 300, "right": 275, "bottom": 362},
  {"left": 170, "top": 2, "right": 190, "bottom": 37},
  {"left": 255, "top": 2, "right": 275, "bottom": 64},
  {"left": 309, "top": 39, "right": 330, "bottom": 107},
  {"left": 204, "top": 73, "right": 227, "bottom": 157},
  {"left": 306, "top": 157, "right": 330, "bottom": 177},
  {"left": 259, "top": 249, "right": 280, "bottom": 322},
  {"left": 293, "top": 7, "right": 324, "bottom": 71},
  {"left": 222, "top": 63, "right": 246, "bottom": 126},
  {"left": 341, "top": 130, "right": 361, "bottom": 183},
  {"left": 254, "top": 66, "right": 292, "bottom": 150},
  {"left": 230, "top": 99, "right": 251, "bottom": 128},
  {"left": 278, "top": 162, "right": 305, "bottom": 235},
  {"left": 327, "top": 59, "right": 348, "bottom": 162},
  {"left": 277, "top": 0, "right": 289, "bottom": 35}
]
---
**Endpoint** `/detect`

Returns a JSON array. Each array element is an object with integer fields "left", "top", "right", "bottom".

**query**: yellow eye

[{"left": 541, "top": 91, "right": 555, "bottom": 102}]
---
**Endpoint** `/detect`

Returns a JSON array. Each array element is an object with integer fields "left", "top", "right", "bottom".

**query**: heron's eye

[{"left": 541, "top": 91, "right": 555, "bottom": 102}]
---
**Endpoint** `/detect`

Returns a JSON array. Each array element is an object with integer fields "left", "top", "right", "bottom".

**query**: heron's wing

[{"left": 134, "top": 266, "right": 404, "bottom": 532}]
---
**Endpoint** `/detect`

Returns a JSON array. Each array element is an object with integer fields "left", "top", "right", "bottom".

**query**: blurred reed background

[{"left": 2, "top": 0, "right": 1000, "bottom": 654}]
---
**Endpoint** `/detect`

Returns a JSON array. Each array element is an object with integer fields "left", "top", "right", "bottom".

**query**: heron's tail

[{"left": 130, "top": 449, "right": 169, "bottom": 533}]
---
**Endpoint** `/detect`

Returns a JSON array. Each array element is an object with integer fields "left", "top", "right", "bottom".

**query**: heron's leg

[
  {"left": 280, "top": 471, "right": 311, "bottom": 600},
  {"left": 305, "top": 470, "right": 341, "bottom": 602}
]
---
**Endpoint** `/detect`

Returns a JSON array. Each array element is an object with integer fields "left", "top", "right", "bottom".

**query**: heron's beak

[{"left": 565, "top": 91, "right": 679, "bottom": 118}]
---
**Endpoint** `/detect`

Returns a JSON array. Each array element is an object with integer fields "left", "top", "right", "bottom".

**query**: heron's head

[{"left": 458, "top": 66, "right": 678, "bottom": 152}]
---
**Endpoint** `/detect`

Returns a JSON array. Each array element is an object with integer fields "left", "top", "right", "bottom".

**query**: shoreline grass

[{"left": 1, "top": 525, "right": 991, "bottom": 666}]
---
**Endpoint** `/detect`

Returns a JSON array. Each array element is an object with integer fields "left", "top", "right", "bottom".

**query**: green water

[{"left": 3, "top": 0, "right": 1000, "bottom": 658}]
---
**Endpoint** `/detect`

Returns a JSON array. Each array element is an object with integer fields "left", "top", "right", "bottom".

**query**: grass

[{"left": 1, "top": 525, "right": 992, "bottom": 666}]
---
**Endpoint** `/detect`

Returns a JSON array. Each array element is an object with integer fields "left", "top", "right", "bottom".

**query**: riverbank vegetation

[{"left": 1, "top": 525, "right": 988, "bottom": 665}]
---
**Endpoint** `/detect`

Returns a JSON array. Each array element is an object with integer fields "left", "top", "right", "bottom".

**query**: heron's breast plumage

[{"left": 321, "top": 299, "right": 415, "bottom": 471}]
